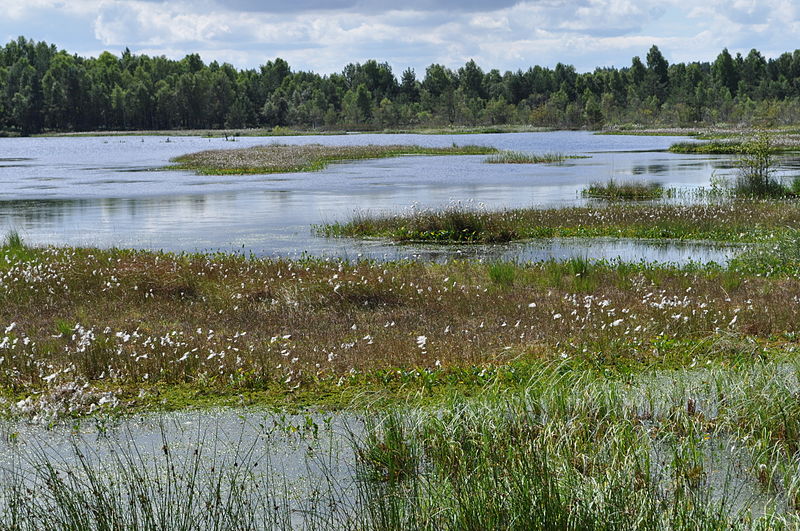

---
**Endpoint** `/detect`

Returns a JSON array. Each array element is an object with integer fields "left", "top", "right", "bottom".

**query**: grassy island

[
  {"left": 169, "top": 143, "right": 498, "bottom": 175},
  {"left": 320, "top": 201, "right": 800, "bottom": 244}
]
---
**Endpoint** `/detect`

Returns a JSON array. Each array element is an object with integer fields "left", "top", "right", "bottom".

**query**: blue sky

[{"left": 3, "top": 1, "right": 799, "bottom": 74}]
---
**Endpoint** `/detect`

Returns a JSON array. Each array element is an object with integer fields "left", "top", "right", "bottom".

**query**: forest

[{"left": 2, "top": 36, "right": 800, "bottom": 134}]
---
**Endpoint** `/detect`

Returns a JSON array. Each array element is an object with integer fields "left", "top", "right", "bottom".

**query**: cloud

[
  {"left": 2, "top": 0, "right": 800, "bottom": 76},
  {"left": 167, "top": 0, "right": 523, "bottom": 14}
]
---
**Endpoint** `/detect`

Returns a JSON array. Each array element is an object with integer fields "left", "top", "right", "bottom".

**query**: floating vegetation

[
  {"left": 170, "top": 143, "right": 498, "bottom": 175},
  {"left": 582, "top": 179, "right": 666, "bottom": 200}
]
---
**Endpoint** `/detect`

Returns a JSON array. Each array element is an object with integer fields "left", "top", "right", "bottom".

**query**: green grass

[
  {"left": 320, "top": 201, "right": 800, "bottom": 244},
  {"left": 353, "top": 360, "right": 800, "bottom": 529},
  {"left": 668, "top": 140, "right": 746, "bottom": 154},
  {"left": 169, "top": 143, "right": 498, "bottom": 175},
  {"left": 582, "top": 179, "right": 665, "bottom": 200},
  {"left": 6, "top": 355, "right": 800, "bottom": 529},
  {"left": 3, "top": 230, "right": 23, "bottom": 249},
  {"left": 484, "top": 151, "right": 574, "bottom": 164}
]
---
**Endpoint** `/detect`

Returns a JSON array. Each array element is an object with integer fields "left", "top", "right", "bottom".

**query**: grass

[
  {"left": 4, "top": 233, "right": 800, "bottom": 525},
  {"left": 3, "top": 233, "right": 800, "bottom": 416},
  {"left": 320, "top": 201, "right": 800, "bottom": 244},
  {"left": 668, "top": 140, "right": 746, "bottom": 154},
  {"left": 352, "top": 361, "right": 800, "bottom": 529},
  {"left": 484, "top": 151, "right": 573, "bottom": 164},
  {"left": 5, "top": 356, "right": 800, "bottom": 528},
  {"left": 169, "top": 144, "right": 498, "bottom": 175},
  {"left": 582, "top": 179, "right": 666, "bottom": 200}
]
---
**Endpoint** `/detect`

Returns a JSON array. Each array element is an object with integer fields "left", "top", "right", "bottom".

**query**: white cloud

[{"left": 2, "top": 0, "right": 800, "bottom": 75}]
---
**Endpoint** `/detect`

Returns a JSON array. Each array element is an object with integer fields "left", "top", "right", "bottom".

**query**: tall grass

[
  {"left": 582, "top": 179, "right": 665, "bottom": 200},
  {"left": 4, "top": 359, "right": 800, "bottom": 528},
  {"left": 0, "top": 428, "right": 295, "bottom": 530},
  {"left": 350, "top": 361, "right": 800, "bottom": 529},
  {"left": 485, "top": 151, "right": 569, "bottom": 164},
  {"left": 3, "top": 230, "right": 23, "bottom": 250}
]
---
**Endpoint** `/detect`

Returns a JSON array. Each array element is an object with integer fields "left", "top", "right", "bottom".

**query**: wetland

[{"left": 3, "top": 129, "right": 800, "bottom": 528}]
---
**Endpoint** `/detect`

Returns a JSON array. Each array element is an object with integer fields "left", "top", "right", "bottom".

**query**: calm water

[{"left": 0, "top": 131, "right": 774, "bottom": 263}]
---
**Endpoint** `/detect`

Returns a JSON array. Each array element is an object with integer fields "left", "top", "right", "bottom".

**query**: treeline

[{"left": 3, "top": 36, "right": 800, "bottom": 134}]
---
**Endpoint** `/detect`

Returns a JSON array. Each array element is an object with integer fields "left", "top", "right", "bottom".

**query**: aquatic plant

[
  {"left": 484, "top": 151, "right": 570, "bottom": 164},
  {"left": 582, "top": 179, "right": 665, "bottom": 200}
]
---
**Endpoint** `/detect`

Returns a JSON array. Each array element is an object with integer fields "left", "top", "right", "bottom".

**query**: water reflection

[{"left": 0, "top": 132, "right": 775, "bottom": 263}]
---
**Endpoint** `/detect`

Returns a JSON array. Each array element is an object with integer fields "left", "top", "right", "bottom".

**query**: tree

[
  {"left": 342, "top": 83, "right": 372, "bottom": 124},
  {"left": 399, "top": 68, "right": 420, "bottom": 103},
  {"left": 458, "top": 59, "right": 485, "bottom": 100},
  {"left": 645, "top": 45, "right": 669, "bottom": 103},
  {"left": 712, "top": 48, "right": 738, "bottom": 96}
]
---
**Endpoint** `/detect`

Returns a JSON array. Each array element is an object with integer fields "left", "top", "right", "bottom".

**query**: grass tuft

[
  {"left": 488, "top": 262, "right": 516, "bottom": 287},
  {"left": 582, "top": 179, "right": 665, "bottom": 200},
  {"left": 3, "top": 230, "right": 24, "bottom": 250},
  {"left": 484, "top": 151, "right": 571, "bottom": 164}
]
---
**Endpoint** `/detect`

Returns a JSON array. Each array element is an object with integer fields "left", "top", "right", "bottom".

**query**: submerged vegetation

[
  {"left": 582, "top": 179, "right": 666, "bottom": 200},
  {"left": 170, "top": 143, "right": 497, "bottom": 175},
  {"left": 321, "top": 201, "right": 800, "bottom": 243}
]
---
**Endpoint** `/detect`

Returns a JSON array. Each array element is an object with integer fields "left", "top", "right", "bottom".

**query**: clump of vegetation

[
  {"left": 352, "top": 362, "right": 800, "bottom": 529},
  {"left": 3, "top": 230, "right": 23, "bottom": 250},
  {"left": 582, "top": 179, "right": 665, "bottom": 200},
  {"left": 324, "top": 204, "right": 520, "bottom": 243},
  {"left": 733, "top": 132, "right": 785, "bottom": 197},
  {"left": 488, "top": 262, "right": 516, "bottom": 286},
  {"left": 170, "top": 144, "right": 497, "bottom": 175},
  {"left": 321, "top": 202, "right": 800, "bottom": 244},
  {"left": 484, "top": 151, "right": 569, "bottom": 164},
  {"left": 668, "top": 140, "right": 745, "bottom": 154}
]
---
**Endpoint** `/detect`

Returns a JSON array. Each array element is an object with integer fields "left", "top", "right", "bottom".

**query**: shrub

[{"left": 734, "top": 132, "right": 784, "bottom": 197}]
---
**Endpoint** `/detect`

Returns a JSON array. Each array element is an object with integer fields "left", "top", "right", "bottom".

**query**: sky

[{"left": 3, "top": 0, "right": 799, "bottom": 75}]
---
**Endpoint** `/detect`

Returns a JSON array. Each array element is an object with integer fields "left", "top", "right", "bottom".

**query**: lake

[{"left": 0, "top": 131, "right": 770, "bottom": 263}]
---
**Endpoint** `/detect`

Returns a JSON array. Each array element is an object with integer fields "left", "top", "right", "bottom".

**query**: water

[{"left": 0, "top": 131, "right": 768, "bottom": 263}]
